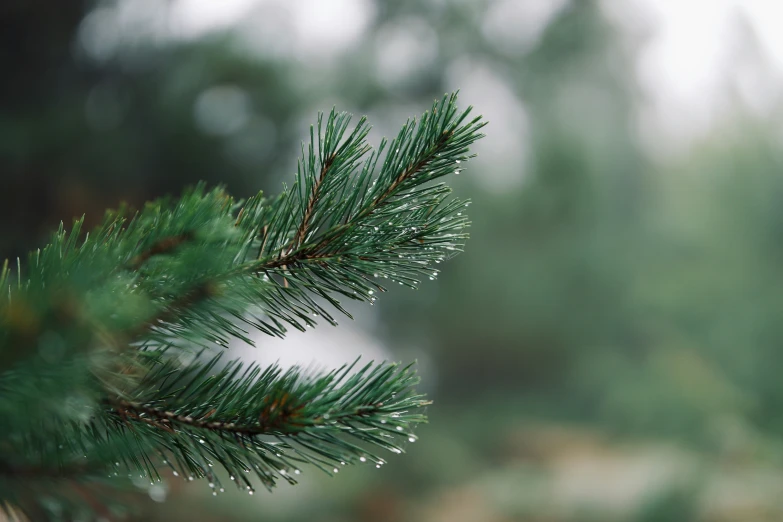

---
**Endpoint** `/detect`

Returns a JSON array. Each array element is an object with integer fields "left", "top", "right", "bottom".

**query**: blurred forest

[{"left": 4, "top": 0, "right": 783, "bottom": 521}]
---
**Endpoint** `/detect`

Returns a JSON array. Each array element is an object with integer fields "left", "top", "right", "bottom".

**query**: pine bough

[{"left": 0, "top": 94, "right": 485, "bottom": 519}]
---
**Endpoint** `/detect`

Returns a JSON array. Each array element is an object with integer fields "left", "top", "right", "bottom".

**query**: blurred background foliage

[{"left": 4, "top": 0, "right": 783, "bottom": 520}]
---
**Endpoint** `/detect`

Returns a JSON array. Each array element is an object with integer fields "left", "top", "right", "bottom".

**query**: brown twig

[
  {"left": 128, "top": 233, "right": 193, "bottom": 270},
  {"left": 106, "top": 398, "right": 305, "bottom": 435},
  {"left": 291, "top": 154, "right": 336, "bottom": 251}
]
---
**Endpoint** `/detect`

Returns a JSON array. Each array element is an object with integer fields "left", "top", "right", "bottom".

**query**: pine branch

[
  {"left": 255, "top": 93, "right": 481, "bottom": 274},
  {"left": 0, "top": 93, "right": 484, "bottom": 519},
  {"left": 94, "top": 355, "right": 427, "bottom": 493}
]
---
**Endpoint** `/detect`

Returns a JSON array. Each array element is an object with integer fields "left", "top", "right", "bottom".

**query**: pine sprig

[
  {"left": 0, "top": 93, "right": 484, "bottom": 518},
  {"left": 100, "top": 355, "right": 426, "bottom": 492},
  {"left": 253, "top": 92, "right": 482, "bottom": 271}
]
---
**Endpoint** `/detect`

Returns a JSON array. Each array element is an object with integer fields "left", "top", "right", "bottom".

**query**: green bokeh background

[{"left": 4, "top": 1, "right": 783, "bottom": 520}]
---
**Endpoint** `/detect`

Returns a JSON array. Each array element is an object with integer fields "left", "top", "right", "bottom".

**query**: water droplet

[
  {"left": 188, "top": 476, "right": 194, "bottom": 481},
  {"left": 374, "top": 227, "right": 379, "bottom": 232},
  {"left": 380, "top": 419, "right": 386, "bottom": 424},
  {"left": 392, "top": 449, "right": 401, "bottom": 454},
  {"left": 279, "top": 470, "right": 287, "bottom": 475},
  {"left": 456, "top": 160, "right": 461, "bottom": 164},
  {"left": 368, "top": 290, "right": 374, "bottom": 295},
  {"left": 208, "top": 482, "right": 215, "bottom": 488},
  {"left": 376, "top": 464, "right": 381, "bottom": 468},
  {"left": 249, "top": 490, "right": 254, "bottom": 495},
  {"left": 454, "top": 170, "right": 460, "bottom": 175},
  {"left": 230, "top": 476, "right": 235, "bottom": 481},
  {"left": 213, "top": 492, "right": 217, "bottom": 496},
  {"left": 408, "top": 437, "right": 416, "bottom": 443},
  {"left": 172, "top": 471, "right": 179, "bottom": 477},
  {"left": 360, "top": 457, "right": 367, "bottom": 462},
  {"left": 333, "top": 468, "right": 339, "bottom": 473},
  {"left": 199, "top": 439, "right": 205, "bottom": 444},
  {"left": 294, "top": 469, "right": 301, "bottom": 475},
  {"left": 220, "top": 488, "right": 225, "bottom": 492}
]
